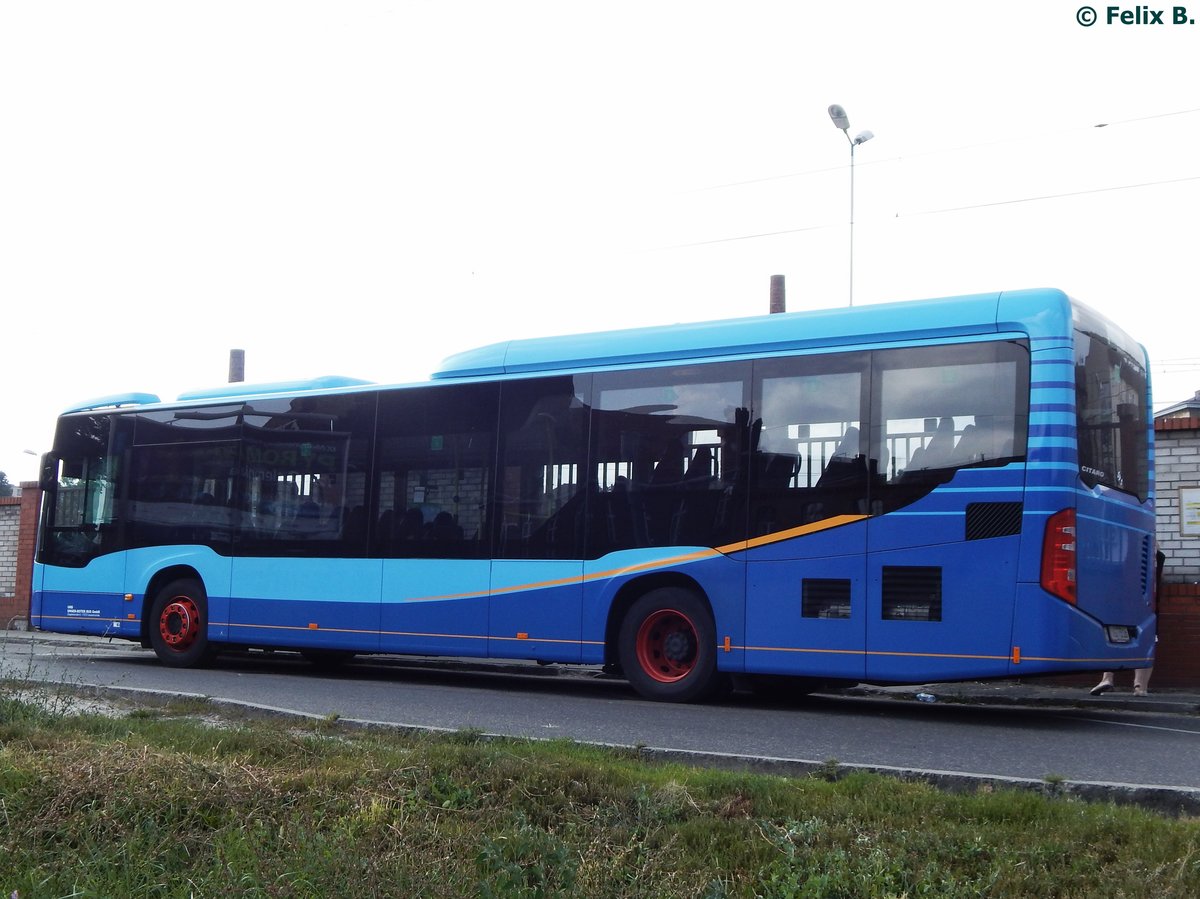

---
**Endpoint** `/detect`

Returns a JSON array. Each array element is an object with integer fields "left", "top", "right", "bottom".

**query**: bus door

[
  {"left": 234, "top": 395, "right": 379, "bottom": 654},
  {"left": 489, "top": 377, "right": 591, "bottom": 663},
  {"left": 744, "top": 354, "right": 870, "bottom": 681},
  {"left": 865, "top": 341, "right": 1029, "bottom": 682},
  {"left": 375, "top": 385, "right": 496, "bottom": 659}
]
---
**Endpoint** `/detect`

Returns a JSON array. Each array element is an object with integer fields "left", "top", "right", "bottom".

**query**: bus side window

[
  {"left": 375, "top": 382, "right": 498, "bottom": 560},
  {"left": 496, "top": 376, "right": 591, "bottom": 560},
  {"left": 751, "top": 354, "right": 869, "bottom": 535},
  {"left": 590, "top": 363, "right": 749, "bottom": 552},
  {"left": 238, "top": 393, "right": 374, "bottom": 558},
  {"left": 874, "top": 342, "right": 1028, "bottom": 508}
]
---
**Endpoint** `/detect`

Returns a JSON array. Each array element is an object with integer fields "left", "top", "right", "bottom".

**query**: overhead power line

[
  {"left": 662, "top": 173, "right": 1200, "bottom": 250},
  {"left": 898, "top": 174, "right": 1200, "bottom": 220},
  {"left": 690, "top": 106, "right": 1200, "bottom": 193}
]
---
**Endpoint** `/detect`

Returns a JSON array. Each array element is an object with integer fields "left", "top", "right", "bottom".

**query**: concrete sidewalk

[
  {"left": 6, "top": 626, "right": 1199, "bottom": 716},
  {"left": 846, "top": 678, "right": 1200, "bottom": 716}
]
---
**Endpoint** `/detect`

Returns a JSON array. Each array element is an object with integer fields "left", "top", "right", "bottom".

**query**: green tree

[{"left": 0, "top": 471, "right": 13, "bottom": 497}]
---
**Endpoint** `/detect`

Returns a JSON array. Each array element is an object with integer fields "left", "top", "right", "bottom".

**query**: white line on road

[{"left": 1064, "top": 716, "right": 1200, "bottom": 736}]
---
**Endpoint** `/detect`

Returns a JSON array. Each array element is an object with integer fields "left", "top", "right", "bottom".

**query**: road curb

[{"left": 623, "top": 746, "right": 1200, "bottom": 818}]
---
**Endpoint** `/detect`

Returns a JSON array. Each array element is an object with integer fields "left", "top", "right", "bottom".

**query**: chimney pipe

[
  {"left": 769, "top": 274, "right": 786, "bottom": 314},
  {"left": 228, "top": 349, "right": 245, "bottom": 383}
]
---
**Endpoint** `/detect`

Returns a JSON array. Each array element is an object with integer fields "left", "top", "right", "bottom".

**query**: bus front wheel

[
  {"left": 149, "top": 578, "right": 217, "bottom": 668},
  {"left": 618, "top": 587, "right": 720, "bottom": 702}
]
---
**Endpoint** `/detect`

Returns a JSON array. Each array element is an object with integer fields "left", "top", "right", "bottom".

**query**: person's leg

[
  {"left": 1133, "top": 667, "right": 1152, "bottom": 695},
  {"left": 1090, "top": 671, "right": 1116, "bottom": 695}
]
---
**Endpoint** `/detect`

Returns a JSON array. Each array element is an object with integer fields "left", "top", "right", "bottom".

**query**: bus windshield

[{"left": 39, "top": 414, "right": 121, "bottom": 567}]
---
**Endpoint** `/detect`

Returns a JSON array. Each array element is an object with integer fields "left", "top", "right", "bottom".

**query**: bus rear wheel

[
  {"left": 618, "top": 587, "right": 719, "bottom": 702},
  {"left": 149, "top": 578, "right": 217, "bottom": 668}
]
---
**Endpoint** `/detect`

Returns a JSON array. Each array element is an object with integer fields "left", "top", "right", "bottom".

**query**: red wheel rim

[
  {"left": 159, "top": 596, "right": 201, "bottom": 652},
  {"left": 635, "top": 608, "right": 699, "bottom": 683}
]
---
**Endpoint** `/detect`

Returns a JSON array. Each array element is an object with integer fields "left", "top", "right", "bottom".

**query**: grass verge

[{"left": 1, "top": 686, "right": 1198, "bottom": 898}]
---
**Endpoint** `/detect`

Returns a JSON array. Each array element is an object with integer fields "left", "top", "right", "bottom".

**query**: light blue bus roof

[
  {"left": 62, "top": 288, "right": 1107, "bottom": 415},
  {"left": 175, "top": 375, "right": 375, "bottom": 403},
  {"left": 61, "top": 376, "right": 375, "bottom": 415},
  {"left": 433, "top": 288, "right": 1078, "bottom": 379}
]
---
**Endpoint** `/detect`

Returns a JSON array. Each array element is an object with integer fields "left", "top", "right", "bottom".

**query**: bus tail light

[{"left": 1041, "top": 509, "right": 1076, "bottom": 604}]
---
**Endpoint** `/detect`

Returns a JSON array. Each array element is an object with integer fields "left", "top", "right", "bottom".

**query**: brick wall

[
  {"left": 13, "top": 484, "right": 41, "bottom": 627},
  {"left": 1156, "top": 584, "right": 1200, "bottom": 687},
  {"left": 1152, "top": 415, "right": 1200, "bottom": 687},
  {"left": 1155, "top": 416, "right": 1200, "bottom": 582},
  {"left": 0, "top": 498, "right": 19, "bottom": 593},
  {"left": 0, "top": 495, "right": 23, "bottom": 627}
]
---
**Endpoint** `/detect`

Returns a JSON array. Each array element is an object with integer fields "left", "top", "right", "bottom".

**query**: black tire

[
  {"left": 618, "top": 587, "right": 720, "bottom": 702},
  {"left": 148, "top": 578, "right": 218, "bottom": 668}
]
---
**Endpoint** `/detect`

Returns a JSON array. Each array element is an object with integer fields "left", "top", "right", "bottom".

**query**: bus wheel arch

[
  {"left": 609, "top": 576, "right": 721, "bottom": 702},
  {"left": 139, "top": 566, "right": 205, "bottom": 647},
  {"left": 145, "top": 572, "right": 218, "bottom": 668}
]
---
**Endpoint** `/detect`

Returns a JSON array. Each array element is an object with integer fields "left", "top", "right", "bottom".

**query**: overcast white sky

[{"left": 2, "top": 1, "right": 1198, "bottom": 485}]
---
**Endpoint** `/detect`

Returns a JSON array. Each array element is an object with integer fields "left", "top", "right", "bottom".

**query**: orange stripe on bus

[{"left": 717, "top": 514, "right": 868, "bottom": 554}]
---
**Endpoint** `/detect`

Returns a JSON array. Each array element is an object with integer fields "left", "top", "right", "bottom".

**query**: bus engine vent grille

[
  {"left": 802, "top": 579, "right": 852, "bottom": 619},
  {"left": 965, "top": 502, "right": 1023, "bottom": 541},
  {"left": 882, "top": 566, "right": 942, "bottom": 622}
]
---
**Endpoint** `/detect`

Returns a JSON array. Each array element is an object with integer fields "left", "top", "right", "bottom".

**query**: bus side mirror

[{"left": 39, "top": 454, "right": 59, "bottom": 492}]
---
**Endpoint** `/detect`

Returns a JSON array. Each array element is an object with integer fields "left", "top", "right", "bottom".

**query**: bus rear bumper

[{"left": 1009, "top": 583, "right": 1156, "bottom": 675}]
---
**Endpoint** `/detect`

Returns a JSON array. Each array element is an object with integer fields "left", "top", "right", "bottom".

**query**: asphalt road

[{"left": 5, "top": 635, "right": 1200, "bottom": 795}]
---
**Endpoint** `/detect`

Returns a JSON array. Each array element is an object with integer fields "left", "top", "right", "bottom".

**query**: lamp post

[{"left": 827, "top": 104, "right": 873, "bottom": 306}]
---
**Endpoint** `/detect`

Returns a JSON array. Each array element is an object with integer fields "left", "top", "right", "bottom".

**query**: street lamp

[{"left": 828, "top": 104, "right": 873, "bottom": 306}]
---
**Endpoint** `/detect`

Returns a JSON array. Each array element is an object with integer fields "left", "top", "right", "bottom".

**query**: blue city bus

[{"left": 30, "top": 288, "right": 1156, "bottom": 701}]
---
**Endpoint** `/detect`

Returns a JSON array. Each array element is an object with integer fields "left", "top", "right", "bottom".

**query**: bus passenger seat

[
  {"left": 684, "top": 446, "right": 715, "bottom": 484},
  {"left": 950, "top": 423, "right": 982, "bottom": 466},
  {"left": 920, "top": 418, "right": 956, "bottom": 469}
]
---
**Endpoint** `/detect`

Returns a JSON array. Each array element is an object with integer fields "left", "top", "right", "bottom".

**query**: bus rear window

[{"left": 1075, "top": 325, "right": 1149, "bottom": 500}]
